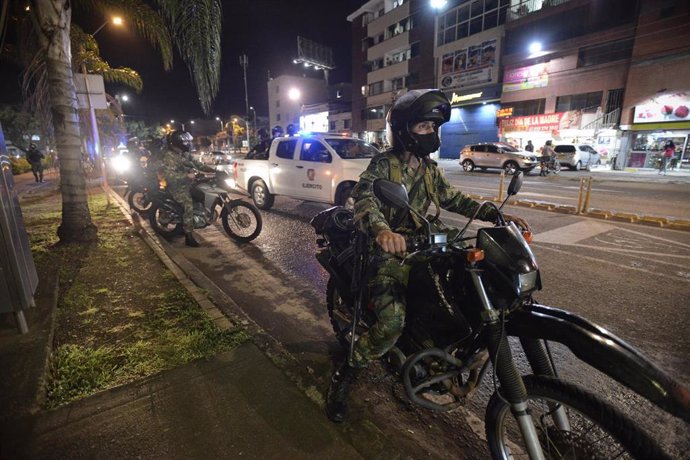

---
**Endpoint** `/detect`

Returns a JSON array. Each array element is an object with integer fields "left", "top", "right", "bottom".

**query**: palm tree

[{"left": 15, "top": 0, "right": 222, "bottom": 243}]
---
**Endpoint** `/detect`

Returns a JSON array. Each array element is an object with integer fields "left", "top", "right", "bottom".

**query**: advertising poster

[
  {"left": 500, "top": 111, "right": 583, "bottom": 133},
  {"left": 633, "top": 92, "right": 690, "bottom": 123},
  {"left": 440, "top": 39, "right": 497, "bottom": 90},
  {"left": 502, "top": 63, "right": 549, "bottom": 92}
]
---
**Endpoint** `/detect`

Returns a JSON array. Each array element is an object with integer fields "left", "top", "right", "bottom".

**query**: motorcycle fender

[{"left": 508, "top": 303, "right": 690, "bottom": 424}]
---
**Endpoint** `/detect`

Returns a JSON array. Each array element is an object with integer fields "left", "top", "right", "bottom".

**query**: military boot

[
  {"left": 326, "top": 362, "right": 361, "bottom": 423},
  {"left": 185, "top": 232, "right": 200, "bottom": 247}
]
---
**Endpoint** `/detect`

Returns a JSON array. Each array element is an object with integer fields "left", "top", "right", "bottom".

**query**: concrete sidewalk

[{"left": 0, "top": 176, "right": 366, "bottom": 459}]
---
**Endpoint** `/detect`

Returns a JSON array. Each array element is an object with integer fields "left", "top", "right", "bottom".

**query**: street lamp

[
  {"left": 93, "top": 16, "right": 123, "bottom": 36},
  {"left": 529, "top": 42, "right": 542, "bottom": 54},
  {"left": 215, "top": 116, "right": 224, "bottom": 131},
  {"left": 288, "top": 88, "right": 301, "bottom": 101},
  {"left": 249, "top": 106, "right": 257, "bottom": 135},
  {"left": 430, "top": 0, "right": 447, "bottom": 8}
]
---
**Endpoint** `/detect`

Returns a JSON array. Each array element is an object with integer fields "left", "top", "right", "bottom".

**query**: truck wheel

[
  {"left": 251, "top": 180, "right": 274, "bottom": 210},
  {"left": 337, "top": 184, "right": 355, "bottom": 209}
]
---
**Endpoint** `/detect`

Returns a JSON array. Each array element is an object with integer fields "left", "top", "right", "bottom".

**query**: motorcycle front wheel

[
  {"left": 128, "top": 189, "right": 152, "bottom": 215},
  {"left": 486, "top": 375, "right": 668, "bottom": 460},
  {"left": 221, "top": 200, "right": 262, "bottom": 243},
  {"left": 148, "top": 203, "right": 184, "bottom": 238}
]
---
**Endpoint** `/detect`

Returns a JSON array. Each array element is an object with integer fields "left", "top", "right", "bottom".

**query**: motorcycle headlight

[
  {"left": 517, "top": 271, "right": 540, "bottom": 294},
  {"left": 112, "top": 156, "right": 131, "bottom": 174}
]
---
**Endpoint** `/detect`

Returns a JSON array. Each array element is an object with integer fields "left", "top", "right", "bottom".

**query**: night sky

[{"left": 1, "top": 0, "right": 366, "bottom": 125}]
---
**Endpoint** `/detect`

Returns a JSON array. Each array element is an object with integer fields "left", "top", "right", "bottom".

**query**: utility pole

[{"left": 239, "top": 54, "right": 251, "bottom": 148}]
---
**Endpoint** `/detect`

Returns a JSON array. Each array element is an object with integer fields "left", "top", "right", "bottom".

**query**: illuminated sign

[
  {"left": 496, "top": 107, "right": 513, "bottom": 118},
  {"left": 500, "top": 111, "right": 582, "bottom": 132},
  {"left": 450, "top": 92, "right": 483, "bottom": 105},
  {"left": 502, "top": 63, "right": 549, "bottom": 92},
  {"left": 441, "top": 39, "right": 497, "bottom": 90},
  {"left": 634, "top": 92, "right": 690, "bottom": 123}
]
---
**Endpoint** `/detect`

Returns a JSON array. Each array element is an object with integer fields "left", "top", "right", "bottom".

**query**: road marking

[{"left": 533, "top": 221, "right": 616, "bottom": 244}]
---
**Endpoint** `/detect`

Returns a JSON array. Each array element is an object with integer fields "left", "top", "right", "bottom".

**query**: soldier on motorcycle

[
  {"left": 159, "top": 130, "right": 215, "bottom": 247},
  {"left": 326, "top": 89, "right": 531, "bottom": 422}
]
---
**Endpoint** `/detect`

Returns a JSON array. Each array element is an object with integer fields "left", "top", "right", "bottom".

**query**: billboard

[
  {"left": 633, "top": 92, "right": 690, "bottom": 123},
  {"left": 440, "top": 39, "right": 497, "bottom": 90},
  {"left": 502, "top": 63, "right": 549, "bottom": 92},
  {"left": 500, "top": 111, "right": 582, "bottom": 133}
]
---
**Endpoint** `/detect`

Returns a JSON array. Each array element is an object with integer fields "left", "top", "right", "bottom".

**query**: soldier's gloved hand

[
  {"left": 376, "top": 229, "right": 407, "bottom": 256},
  {"left": 504, "top": 213, "right": 531, "bottom": 232}
]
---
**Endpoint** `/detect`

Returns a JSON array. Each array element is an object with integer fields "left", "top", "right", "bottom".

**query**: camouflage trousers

[
  {"left": 350, "top": 254, "right": 411, "bottom": 368},
  {"left": 168, "top": 185, "right": 195, "bottom": 233}
]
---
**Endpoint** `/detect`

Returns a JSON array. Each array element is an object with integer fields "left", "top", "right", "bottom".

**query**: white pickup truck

[{"left": 233, "top": 133, "right": 379, "bottom": 210}]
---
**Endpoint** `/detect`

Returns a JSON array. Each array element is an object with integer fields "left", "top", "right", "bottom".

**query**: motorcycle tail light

[
  {"left": 522, "top": 231, "right": 533, "bottom": 244},
  {"left": 466, "top": 248, "right": 485, "bottom": 263}
]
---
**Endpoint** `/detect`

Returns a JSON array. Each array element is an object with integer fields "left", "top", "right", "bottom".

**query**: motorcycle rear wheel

[
  {"left": 326, "top": 277, "right": 372, "bottom": 349},
  {"left": 148, "top": 203, "right": 183, "bottom": 238},
  {"left": 221, "top": 201, "right": 262, "bottom": 243},
  {"left": 486, "top": 375, "right": 668, "bottom": 460}
]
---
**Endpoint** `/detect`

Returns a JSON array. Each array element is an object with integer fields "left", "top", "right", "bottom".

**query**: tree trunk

[{"left": 33, "top": 0, "right": 97, "bottom": 243}]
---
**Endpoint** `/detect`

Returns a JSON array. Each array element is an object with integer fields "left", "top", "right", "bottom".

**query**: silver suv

[
  {"left": 554, "top": 144, "right": 601, "bottom": 170},
  {"left": 460, "top": 142, "right": 539, "bottom": 174}
]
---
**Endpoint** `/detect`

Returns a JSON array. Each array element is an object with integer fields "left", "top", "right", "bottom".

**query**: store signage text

[
  {"left": 500, "top": 111, "right": 582, "bottom": 132},
  {"left": 450, "top": 91, "right": 483, "bottom": 105},
  {"left": 502, "top": 63, "right": 549, "bottom": 92},
  {"left": 441, "top": 39, "right": 497, "bottom": 90},
  {"left": 496, "top": 107, "right": 513, "bottom": 117}
]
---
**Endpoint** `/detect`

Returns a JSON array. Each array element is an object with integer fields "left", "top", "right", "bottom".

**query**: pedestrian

[
  {"left": 525, "top": 140, "right": 534, "bottom": 152},
  {"left": 659, "top": 140, "right": 675, "bottom": 175},
  {"left": 159, "top": 130, "right": 215, "bottom": 247},
  {"left": 540, "top": 140, "right": 555, "bottom": 177},
  {"left": 26, "top": 143, "right": 45, "bottom": 183},
  {"left": 325, "top": 89, "right": 531, "bottom": 423}
]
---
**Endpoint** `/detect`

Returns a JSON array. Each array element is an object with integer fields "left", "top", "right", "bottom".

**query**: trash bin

[{"left": 0, "top": 123, "right": 38, "bottom": 333}]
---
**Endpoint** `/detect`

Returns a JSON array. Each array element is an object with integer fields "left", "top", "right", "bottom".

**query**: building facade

[
  {"left": 267, "top": 75, "right": 328, "bottom": 133},
  {"left": 347, "top": 0, "right": 435, "bottom": 144}
]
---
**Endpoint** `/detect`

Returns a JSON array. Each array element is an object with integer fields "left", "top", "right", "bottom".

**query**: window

[
  {"left": 369, "top": 81, "right": 384, "bottom": 96},
  {"left": 276, "top": 139, "right": 297, "bottom": 159},
  {"left": 392, "top": 77, "right": 405, "bottom": 91},
  {"left": 276, "top": 113, "right": 281, "bottom": 121},
  {"left": 556, "top": 92, "right": 603, "bottom": 112},
  {"left": 344, "top": 119, "right": 351, "bottom": 129},
  {"left": 578, "top": 39, "right": 633, "bottom": 67},
  {"left": 438, "top": 0, "right": 503, "bottom": 45},
  {"left": 555, "top": 145, "right": 576, "bottom": 154},
  {"left": 329, "top": 121, "right": 336, "bottom": 131},
  {"left": 276, "top": 100, "right": 280, "bottom": 108},
  {"left": 362, "top": 106, "right": 385, "bottom": 120},
  {"left": 486, "top": 144, "right": 499, "bottom": 153},
  {"left": 325, "top": 139, "right": 377, "bottom": 159},
  {"left": 300, "top": 141, "right": 332, "bottom": 163}
]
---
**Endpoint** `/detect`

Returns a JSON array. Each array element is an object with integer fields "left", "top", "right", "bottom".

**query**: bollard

[
  {"left": 576, "top": 177, "right": 586, "bottom": 214},
  {"left": 582, "top": 176, "right": 594, "bottom": 214},
  {"left": 498, "top": 171, "right": 505, "bottom": 201}
]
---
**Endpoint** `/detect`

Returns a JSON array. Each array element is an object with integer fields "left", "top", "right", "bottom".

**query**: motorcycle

[
  {"left": 311, "top": 172, "right": 689, "bottom": 459},
  {"left": 148, "top": 170, "right": 262, "bottom": 243},
  {"left": 124, "top": 166, "right": 158, "bottom": 215},
  {"left": 539, "top": 156, "right": 561, "bottom": 176}
]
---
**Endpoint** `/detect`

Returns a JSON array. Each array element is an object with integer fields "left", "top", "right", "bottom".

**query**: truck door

[
  {"left": 271, "top": 138, "right": 299, "bottom": 195},
  {"left": 294, "top": 139, "right": 333, "bottom": 201}
]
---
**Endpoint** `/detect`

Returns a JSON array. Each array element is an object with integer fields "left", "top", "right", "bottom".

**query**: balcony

[
  {"left": 367, "top": 2, "right": 410, "bottom": 37},
  {"left": 506, "top": 0, "right": 574, "bottom": 22},
  {"left": 367, "top": 60, "right": 408, "bottom": 85},
  {"left": 367, "top": 30, "right": 410, "bottom": 62}
]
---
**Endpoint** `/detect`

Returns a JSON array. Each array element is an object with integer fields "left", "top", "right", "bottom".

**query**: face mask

[{"left": 410, "top": 132, "right": 440, "bottom": 158}]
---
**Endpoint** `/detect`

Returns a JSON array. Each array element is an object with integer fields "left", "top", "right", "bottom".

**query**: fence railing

[
  {"left": 507, "top": 0, "right": 574, "bottom": 22},
  {"left": 581, "top": 108, "right": 621, "bottom": 131}
]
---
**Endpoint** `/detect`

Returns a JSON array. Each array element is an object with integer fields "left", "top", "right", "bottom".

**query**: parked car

[
  {"left": 459, "top": 142, "right": 539, "bottom": 174},
  {"left": 554, "top": 144, "right": 601, "bottom": 170}
]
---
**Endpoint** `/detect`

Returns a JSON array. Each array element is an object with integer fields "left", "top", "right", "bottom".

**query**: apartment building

[{"left": 347, "top": 0, "right": 435, "bottom": 144}]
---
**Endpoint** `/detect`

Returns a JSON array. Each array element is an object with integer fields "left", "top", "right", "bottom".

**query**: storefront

[
  {"left": 439, "top": 85, "right": 501, "bottom": 159},
  {"left": 498, "top": 111, "right": 594, "bottom": 151},
  {"left": 621, "top": 93, "right": 690, "bottom": 169}
]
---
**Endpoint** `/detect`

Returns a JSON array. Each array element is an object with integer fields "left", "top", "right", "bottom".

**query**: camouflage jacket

[
  {"left": 158, "top": 150, "right": 213, "bottom": 189},
  {"left": 351, "top": 151, "right": 498, "bottom": 237}
]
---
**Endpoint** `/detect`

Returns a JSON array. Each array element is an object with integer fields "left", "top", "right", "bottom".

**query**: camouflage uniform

[
  {"left": 349, "top": 151, "right": 497, "bottom": 367},
  {"left": 159, "top": 150, "right": 212, "bottom": 233}
]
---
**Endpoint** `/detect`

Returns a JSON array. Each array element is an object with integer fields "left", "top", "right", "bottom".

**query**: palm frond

[
  {"left": 156, "top": 0, "right": 222, "bottom": 115},
  {"left": 75, "top": 0, "right": 173, "bottom": 71}
]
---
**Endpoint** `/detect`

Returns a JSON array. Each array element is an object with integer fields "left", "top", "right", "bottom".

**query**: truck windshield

[{"left": 325, "top": 139, "right": 379, "bottom": 159}]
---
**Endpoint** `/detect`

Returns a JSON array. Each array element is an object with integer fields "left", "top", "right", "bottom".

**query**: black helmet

[
  {"left": 286, "top": 124, "right": 297, "bottom": 136},
  {"left": 387, "top": 89, "right": 451, "bottom": 157},
  {"left": 167, "top": 130, "right": 193, "bottom": 153},
  {"left": 271, "top": 125, "right": 284, "bottom": 138}
]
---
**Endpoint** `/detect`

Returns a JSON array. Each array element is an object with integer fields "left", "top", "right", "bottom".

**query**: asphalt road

[{"left": 166, "top": 189, "right": 690, "bottom": 458}]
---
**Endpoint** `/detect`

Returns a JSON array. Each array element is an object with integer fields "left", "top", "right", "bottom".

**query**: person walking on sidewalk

[
  {"left": 26, "top": 143, "right": 45, "bottom": 183},
  {"left": 325, "top": 89, "right": 531, "bottom": 423},
  {"left": 659, "top": 140, "right": 675, "bottom": 175},
  {"left": 525, "top": 140, "right": 534, "bottom": 153},
  {"left": 159, "top": 130, "right": 215, "bottom": 247}
]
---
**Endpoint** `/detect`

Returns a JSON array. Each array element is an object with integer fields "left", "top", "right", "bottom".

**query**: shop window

[
  {"left": 556, "top": 92, "right": 603, "bottom": 113},
  {"left": 578, "top": 39, "right": 633, "bottom": 67}
]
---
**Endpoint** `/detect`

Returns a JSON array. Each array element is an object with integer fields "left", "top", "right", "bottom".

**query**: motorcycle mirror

[
  {"left": 373, "top": 179, "right": 409, "bottom": 209},
  {"left": 507, "top": 171, "right": 523, "bottom": 196}
]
